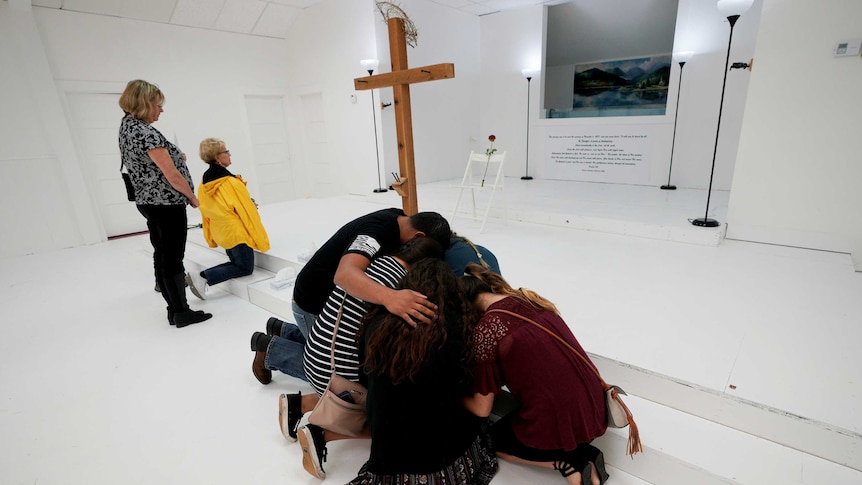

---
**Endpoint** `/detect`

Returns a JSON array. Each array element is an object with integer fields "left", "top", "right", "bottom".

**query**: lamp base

[
  {"left": 691, "top": 217, "right": 720, "bottom": 227},
  {"left": 660, "top": 185, "right": 677, "bottom": 190},
  {"left": 520, "top": 176, "right": 533, "bottom": 180},
  {"left": 373, "top": 188, "right": 388, "bottom": 193}
]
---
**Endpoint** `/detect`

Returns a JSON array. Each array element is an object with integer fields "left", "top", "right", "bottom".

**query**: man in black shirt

[{"left": 290, "top": 208, "right": 450, "bottom": 338}]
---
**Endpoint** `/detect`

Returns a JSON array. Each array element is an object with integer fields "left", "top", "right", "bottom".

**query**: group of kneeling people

[{"left": 249, "top": 230, "right": 610, "bottom": 485}]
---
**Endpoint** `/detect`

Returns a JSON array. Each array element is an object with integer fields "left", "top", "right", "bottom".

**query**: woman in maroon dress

[{"left": 460, "top": 263, "right": 609, "bottom": 485}]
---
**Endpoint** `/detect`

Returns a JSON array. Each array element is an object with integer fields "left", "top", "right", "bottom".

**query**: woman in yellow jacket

[{"left": 196, "top": 138, "right": 270, "bottom": 291}]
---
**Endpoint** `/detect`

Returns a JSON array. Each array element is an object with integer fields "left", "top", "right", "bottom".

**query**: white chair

[{"left": 451, "top": 150, "right": 507, "bottom": 233}]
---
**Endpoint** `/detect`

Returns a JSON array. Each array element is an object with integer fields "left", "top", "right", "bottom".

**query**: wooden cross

[{"left": 354, "top": 17, "right": 455, "bottom": 215}]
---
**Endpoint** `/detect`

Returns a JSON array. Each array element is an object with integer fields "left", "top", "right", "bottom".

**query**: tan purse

[
  {"left": 307, "top": 295, "right": 368, "bottom": 437},
  {"left": 487, "top": 309, "right": 643, "bottom": 456}
]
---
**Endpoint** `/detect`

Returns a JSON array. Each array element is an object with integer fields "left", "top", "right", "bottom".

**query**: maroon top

[{"left": 472, "top": 296, "right": 607, "bottom": 450}]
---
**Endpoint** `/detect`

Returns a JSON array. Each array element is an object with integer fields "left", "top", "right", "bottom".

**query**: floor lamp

[
  {"left": 661, "top": 51, "right": 693, "bottom": 191},
  {"left": 520, "top": 68, "right": 539, "bottom": 180},
  {"left": 691, "top": 0, "right": 753, "bottom": 226},
  {"left": 360, "top": 59, "right": 387, "bottom": 193}
]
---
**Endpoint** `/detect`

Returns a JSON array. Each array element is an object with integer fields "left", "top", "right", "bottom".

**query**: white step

[{"left": 179, "top": 230, "right": 861, "bottom": 485}]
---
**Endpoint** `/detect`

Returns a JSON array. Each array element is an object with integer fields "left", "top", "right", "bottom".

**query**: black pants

[{"left": 137, "top": 204, "right": 188, "bottom": 310}]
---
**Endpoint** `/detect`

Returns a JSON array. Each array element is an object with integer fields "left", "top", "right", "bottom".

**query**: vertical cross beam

[
  {"left": 354, "top": 17, "right": 455, "bottom": 215},
  {"left": 388, "top": 17, "right": 418, "bottom": 215}
]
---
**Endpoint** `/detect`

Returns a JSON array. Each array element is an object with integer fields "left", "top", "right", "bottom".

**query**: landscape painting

[{"left": 572, "top": 55, "right": 672, "bottom": 117}]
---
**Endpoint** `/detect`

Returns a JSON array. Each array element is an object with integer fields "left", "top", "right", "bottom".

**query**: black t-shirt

[
  {"left": 359, "top": 307, "right": 480, "bottom": 475},
  {"left": 293, "top": 208, "right": 405, "bottom": 315}
]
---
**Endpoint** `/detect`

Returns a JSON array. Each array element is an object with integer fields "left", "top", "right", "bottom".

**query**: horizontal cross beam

[{"left": 354, "top": 63, "right": 455, "bottom": 91}]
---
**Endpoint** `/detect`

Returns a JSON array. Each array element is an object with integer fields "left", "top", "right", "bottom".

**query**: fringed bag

[{"left": 487, "top": 309, "right": 643, "bottom": 456}]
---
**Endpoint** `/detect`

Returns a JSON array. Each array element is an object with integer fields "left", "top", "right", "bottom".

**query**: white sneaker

[{"left": 185, "top": 272, "right": 206, "bottom": 300}]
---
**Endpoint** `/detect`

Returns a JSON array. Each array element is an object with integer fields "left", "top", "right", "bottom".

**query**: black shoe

[
  {"left": 584, "top": 444, "right": 609, "bottom": 485},
  {"left": 172, "top": 309, "right": 212, "bottom": 328},
  {"left": 266, "top": 317, "right": 286, "bottom": 336},
  {"left": 279, "top": 392, "right": 303, "bottom": 442},
  {"left": 167, "top": 307, "right": 174, "bottom": 325},
  {"left": 554, "top": 451, "right": 590, "bottom": 485},
  {"left": 298, "top": 424, "right": 327, "bottom": 479}
]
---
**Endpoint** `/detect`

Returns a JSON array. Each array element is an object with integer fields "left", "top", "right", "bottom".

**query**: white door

[
  {"left": 244, "top": 95, "right": 295, "bottom": 203},
  {"left": 299, "top": 92, "right": 337, "bottom": 198},
  {"left": 66, "top": 92, "right": 147, "bottom": 237}
]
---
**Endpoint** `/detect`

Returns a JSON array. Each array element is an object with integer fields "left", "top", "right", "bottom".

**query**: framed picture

[{"left": 571, "top": 54, "right": 672, "bottom": 117}]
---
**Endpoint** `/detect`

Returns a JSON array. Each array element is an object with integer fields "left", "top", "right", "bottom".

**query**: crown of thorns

[{"left": 376, "top": 1, "right": 418, "bottom": 47}]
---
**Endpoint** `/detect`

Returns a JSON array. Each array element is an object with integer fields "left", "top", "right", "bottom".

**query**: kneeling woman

[
  {"left": 460, "top": 264, "right": 609, "bottom": 485},
  {"left": 196, "top": 138, "right": 269, "bottom": 290},
  {"left": 350, "top": 259, "right": 498, "bottom": 485}
]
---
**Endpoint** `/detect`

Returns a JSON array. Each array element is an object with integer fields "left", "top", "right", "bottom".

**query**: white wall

[
  {"left": 478, "top": 0, "right": 762, "bottom": 189},
  {"left": 0, "top": 2, "right": 295, "bottom": 259},
  {"left": 726, "top": 0, "right": 862, "bottom": 253},
  {"left": 0, "top": 3, "right": 101, "bottom": 258},
  {"left": 283, "top": 0, "right": 378, "bottom": 197}
]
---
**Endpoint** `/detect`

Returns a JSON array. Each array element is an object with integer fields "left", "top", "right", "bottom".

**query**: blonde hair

[
  {"left": 199, "top": 138, "right": 225, "bottom": 163},
  {"left": 119, "top": 80, "right": 163, "bottom": 120},
  {"left": 461, "top": 263, "right": 559, "bottom": 314},
  {"left": 451, "top": 233, "right": 490, "bottom": 270}
]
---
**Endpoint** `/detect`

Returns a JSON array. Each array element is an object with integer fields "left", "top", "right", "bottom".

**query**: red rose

[{"left": 489, "top": 135, "right": 496, "bottom": 142}]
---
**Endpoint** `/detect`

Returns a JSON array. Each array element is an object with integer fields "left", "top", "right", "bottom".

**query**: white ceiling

[{"left": 24, "top": 0, "right": 555, "bottom": 39}]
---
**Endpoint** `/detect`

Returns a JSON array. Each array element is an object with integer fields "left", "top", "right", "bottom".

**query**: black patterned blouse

[{"left": 119, "top": 115, "right": 194, "bottom": 205}]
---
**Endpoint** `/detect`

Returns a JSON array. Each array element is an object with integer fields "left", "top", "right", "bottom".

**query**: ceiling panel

[
  {"left": 24, "top": 0, "right": 553, "bottom": 40},
  {"left": 269, "top": 0, "right": 322, "bottom": 7},
  {"left": 62, "top": 0, "right": 121, "bottom": 16},
  {"left": 215, "top": 0, "right": 267, "bottom": 34},
  {"left": 120, "top": 0, "right": 177, "bottom": 23},
  {"left": 31, "top": 0, "right": 63, "bottom": 8},
  {"left": 171, "top": 0, "right": 225, "bottom": 28},
  {"left": 252, "top": 1, "right": 300, "bottom": 38}
]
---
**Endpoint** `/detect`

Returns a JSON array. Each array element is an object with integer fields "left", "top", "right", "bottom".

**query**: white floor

[{"left": 2, "top": 177, "right": 860, "bottom": 484}]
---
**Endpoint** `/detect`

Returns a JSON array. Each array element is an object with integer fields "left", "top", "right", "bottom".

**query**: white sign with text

[{"left": 544, "top": 126, "right": 653, "bottom": 184}]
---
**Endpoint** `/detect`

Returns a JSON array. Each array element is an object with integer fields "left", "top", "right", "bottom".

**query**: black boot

[
  {"left": 164, "top": 273, "right": 212, "bottom": 327},
  {"left": 266, "top": 317, "right": 287, "bottom": 336},
  {"left": 174, "top": 309, "right": 212, "bottom": 328},
  {"left": 251, "top": 331, "right": 273, "bottom": 384}
]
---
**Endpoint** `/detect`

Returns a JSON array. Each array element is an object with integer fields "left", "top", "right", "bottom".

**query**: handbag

[
  {"left": 307, "top": 295, "right": 368, "bottom": 437},
  {"left": 120, "top": 159, "right": 135, "bottom": 202},
  {"left": 487, "top": 309, "right": 643, "bottom": 456}
]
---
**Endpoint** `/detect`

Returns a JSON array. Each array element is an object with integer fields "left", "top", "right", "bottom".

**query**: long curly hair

[
  {"left": 459, "top": 263, "right": 559, "bottom": 316},
  {"left": 362, "top": 258, "right": 473, "bottom": 384}
]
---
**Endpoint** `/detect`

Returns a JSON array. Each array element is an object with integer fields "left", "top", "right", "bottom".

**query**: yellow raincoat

[{"left": 198, "top": 175, "right": 270, "bottom": 252}]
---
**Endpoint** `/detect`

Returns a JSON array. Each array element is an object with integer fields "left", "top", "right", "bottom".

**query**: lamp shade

[
  {"left": 717, "top": 0, "right": 754, "bottom": 17},
  {"left": 674, "top": 50, "right": 694, "bottom": 63},
  {"left": 521, "top": 68, "right": 539, "bottom": 79},
  {"left": 360, "top": 59, "right": 379, "bottom": 73}
]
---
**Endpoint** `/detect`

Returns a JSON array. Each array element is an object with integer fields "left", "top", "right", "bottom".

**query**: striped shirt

[{"left": 303, "top": 255, "right": 407, "bottom": 395}]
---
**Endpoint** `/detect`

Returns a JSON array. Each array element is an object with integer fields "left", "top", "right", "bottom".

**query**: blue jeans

[
  {"left": 291, "top": 300, "right": 317, "bottom": 340},
  {"left": 265, "top": 322, "right": 308, "bottom": 381},
  {"left": 202, "top": 243, "right": 254, "bottom": 285}
]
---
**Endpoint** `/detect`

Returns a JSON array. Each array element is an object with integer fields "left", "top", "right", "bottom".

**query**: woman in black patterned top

[{"left": 118, "top": 80, "right": 211, "bottom": 328}]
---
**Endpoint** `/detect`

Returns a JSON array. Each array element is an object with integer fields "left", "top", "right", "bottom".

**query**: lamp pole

[
  {"left": 691, "top": 0, "right": 752, "bottom": 226},
  {"left": 521, "top": 69, "right": 536, "bottom": 180},
  {"left": 361, "top": 59, "right": 387, "bottom": 193},
  {"left": 662, "top": 52, "right": 692, "bottom": 190}
]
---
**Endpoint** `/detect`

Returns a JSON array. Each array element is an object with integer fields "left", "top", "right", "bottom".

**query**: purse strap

[
  {"left": 327, "top": 292, "right": 348, "bottom": 372},
  {"left": 487, "top": 307, "right": 643, "bottom": 456},
  {"left": 486, "top": 308, "right": 609, "bottom": 390}
]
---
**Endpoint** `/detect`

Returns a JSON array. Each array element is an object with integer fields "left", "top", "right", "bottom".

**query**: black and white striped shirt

[{"left": 303, "top": 255, "right": 407, "bottom": 395}]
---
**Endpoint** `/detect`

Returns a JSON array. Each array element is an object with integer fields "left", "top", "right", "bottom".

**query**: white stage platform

[{"left": 185, "top": 177, "right": 862, "bottom": 483}]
